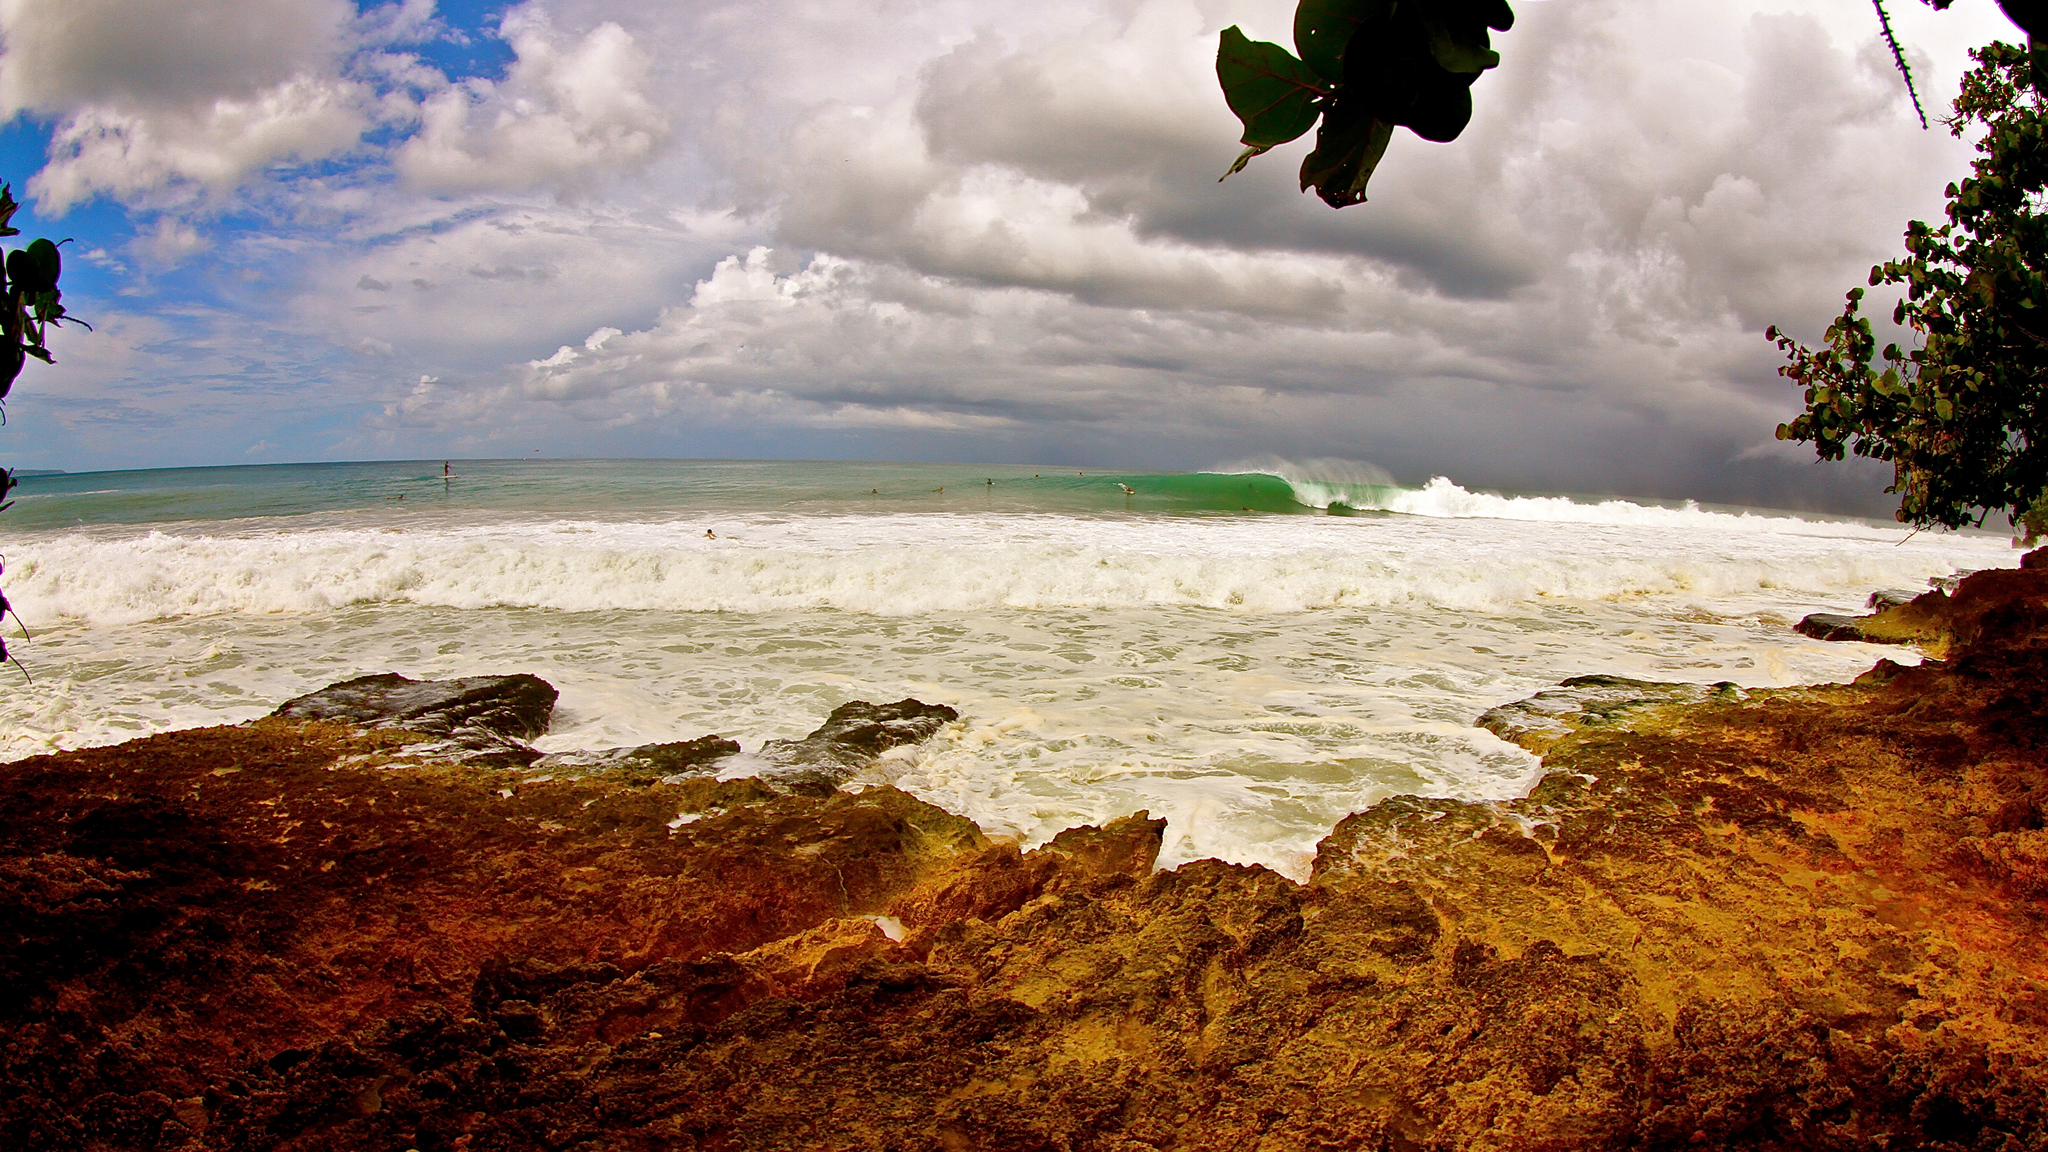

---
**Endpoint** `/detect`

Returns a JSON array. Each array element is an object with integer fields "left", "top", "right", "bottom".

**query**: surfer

[
  {"left": 1117, "top": 483, "right": 1135, "bottom": 495},
  {"left": 704, "top": 529, "right": 716, "bottom": 539}
]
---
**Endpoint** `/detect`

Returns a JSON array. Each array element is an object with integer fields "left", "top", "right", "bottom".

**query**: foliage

[
  {"left": 0, "top": 181, "right": 81, "bottom": 671},
  {"left": 1769, "top": 42, "right": 2048, "bottom": 540},
  {"left": 1930, "top": 1, "right": 2048, "bottom": 90},
  {"left": 1215, "top": 3, "right": 2044, "bottom": 210},
  {"left": 1215, "top": 0, "right": 1513, "bottom": 207}
]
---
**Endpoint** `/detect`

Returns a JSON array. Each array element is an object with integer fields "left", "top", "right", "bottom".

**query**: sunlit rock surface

[{"left": 3, "top": 564, "right": 2045, "bottom": 1150}]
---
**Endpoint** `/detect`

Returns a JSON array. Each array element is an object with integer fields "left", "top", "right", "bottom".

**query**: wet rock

[
  {"left": 1796, "top": 611, "right": 1875, "bottom": 642},
  {"left": 1476, "top": 674, "right": 1745, "bottom": 755},
  {"left": 271, "top": 672, "right": 557, "bottom": 764},
  {"left": 8, "top": 567, "right": 2048, "bottom": 1151},
  {"left": 1866, "top": 588, "right": 1922, "bottom": 611},
  {"left": 1799, "top": 583, "right": 1961, "bottom": 650},
  {"left": 749, "top": 698, "right": 960, "bottom": 792},
  {"left": 529, "top": 735, "right": 740, "bottom": 785},
  {"left": 1930, "top": 567, "right": 1984, "bottom": 594},
  {"left": 1042, "top": 811, "right": 1167, "bottom": 879}
]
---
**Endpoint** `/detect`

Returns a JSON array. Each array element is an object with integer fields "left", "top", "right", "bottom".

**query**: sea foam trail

[{"left": 5, "top": 509, "right": 2012, "bottom": 626}]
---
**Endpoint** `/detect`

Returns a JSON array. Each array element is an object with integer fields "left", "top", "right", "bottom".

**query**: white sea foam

[
  {"left": 3, "top": 508, "right": 2000, "bottom": 626},
  {"left": 1229, "top": 459, "right": 1883, "bottom": 529},
  {"left": 0, "top": 496, "right": 2021, "bottom": 879}
]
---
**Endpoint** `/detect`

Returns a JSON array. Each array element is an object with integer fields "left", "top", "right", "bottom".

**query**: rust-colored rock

[{"left": 5, "top": 568, "right": 2048, "bottom": 1150}]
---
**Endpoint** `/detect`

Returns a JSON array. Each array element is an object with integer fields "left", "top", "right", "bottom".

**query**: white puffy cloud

[
  {"left": 394, "top": 5, "right": 668, "bottom": 194},
  {"left": 29, "top": 75, "right": 371, "bottom": 212},
  {"left": 1, "top": 0, "right": 372, "bottom": 212},
  {"left": 2, "top": 0, "right": 671, "bottom": 215}
]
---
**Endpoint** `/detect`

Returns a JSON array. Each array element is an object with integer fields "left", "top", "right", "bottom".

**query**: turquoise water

[
  {"left": 0, "top": 457, "right": 2020, "bottom": 876},
  {"left": 6, "top": 459, "right": 1327, "bottom": 531}
]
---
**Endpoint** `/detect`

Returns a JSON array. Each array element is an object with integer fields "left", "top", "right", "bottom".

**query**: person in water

[{"left": 704, "top": 529, "right": 716, "bottom": 539}]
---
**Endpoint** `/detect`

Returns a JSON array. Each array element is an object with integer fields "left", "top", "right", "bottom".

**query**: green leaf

[
  {"left": 1423, "top": 16, "right": 1499, "bottom": 74},
  {"left": 1463, "top": 0, "right": 1516, "bottom": 33},
  {"left": 1402, "top": 72, "right": 1476, "bottom": 142},
  {"left": 1220, "top": 145, "right": 1269, "bottom": 181},
  {"left": 1293, "top": 0, "right": 1391, "bottom": 85},
  {"left": 1217, "top": 26, "right": 1327, "bottom": 152},
  {"left": 25, "top": 238, "right": 59, "bottom": 292},
  {"left": 0, "top": 341, "right": 20, "bottom": 398},
  {"left": 5, "top": 239, "right": 58, "bottom": 296},
  {"left": 1300, "top": 105, "right": 1394, "bottom": 207}
]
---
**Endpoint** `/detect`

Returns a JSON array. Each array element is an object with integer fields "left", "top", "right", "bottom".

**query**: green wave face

[
  {"left": 1047, "top": 470, "right": 1310, "bottom": 513},
  {"left": 3, "top": 460, "right": 1397, "bottom": 529}
]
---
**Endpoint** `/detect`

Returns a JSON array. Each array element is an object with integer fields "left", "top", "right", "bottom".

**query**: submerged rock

[
  {"left": 1795, "top": 610, "right": 1876, "bottom": 642},
  {"left": 1476, "top": 673, "right": 1746, "bottom": 755},
  {"left": 529, "top": 736, "right": 741, "bottom": 785},
  {"left": 1867, "top": 588, "right": 1922, "bottom": 611},
  {"left": 268, "top": 677, "right": 956, "bottom": 787},
  {"left": 748, "top": 698, "right": 961, "bottom": 793},
  {"left": 270, "top": 672, "right": 558, "bottom": 764}
]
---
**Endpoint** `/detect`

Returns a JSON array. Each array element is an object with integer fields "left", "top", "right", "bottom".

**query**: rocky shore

[{"left": 4, "top": 560, "right": 2046, "bottom": 1150}]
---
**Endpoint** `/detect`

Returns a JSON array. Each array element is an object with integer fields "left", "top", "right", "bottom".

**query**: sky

[{"left": 0, "top": 0, "right": 2022, "bottom": 511}]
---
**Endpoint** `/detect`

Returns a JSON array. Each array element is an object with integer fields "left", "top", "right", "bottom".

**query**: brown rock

[
  {"left": 5, "top": 567, "right": 2048, "bottom": 1150},
  {"left": 270, "top": 672, "right": 559, "bottom": 764}
]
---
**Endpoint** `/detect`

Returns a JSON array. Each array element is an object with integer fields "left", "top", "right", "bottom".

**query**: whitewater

[{"left": 0, "top": 459, "right": 2022, "bottom": 878}]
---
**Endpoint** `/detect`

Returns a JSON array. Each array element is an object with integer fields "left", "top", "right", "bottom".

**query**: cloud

[
  {"left": 394, "top": 5, "right": 668, "bottom": 194},
  {"left": 0, "top": 0, "right": 2020, "bottom": 517},
  {"left": 0, "top": 0, "right": 376, "bottom": 213},
  {"left": 0, "top": 0, "right": 352, "bottom": 112},
  {"left": 29, "top": 75, "right": 371, "bottom": 212}
]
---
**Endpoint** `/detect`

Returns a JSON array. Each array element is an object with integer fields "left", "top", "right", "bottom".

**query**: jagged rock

[
  {"left": 749, "top": 698, "right": 960, "bottom": 792},
  {"left": 1796, "top": 611, "right": 1874, "bottom": 642},
  {"left": 1476, "top": 674, "right": 1745, "bottom": 755},
  {"left": 1867, "top": 588, "right": 1922, "bottom": 611},
  {"left": 529, "top": 736, "right": 741, "bottom": 785},
  {"left": 1042, "top": 811, "right": 1167, "bottom": 878},
  {"left": 271, "top": 672, "right": 557, "bottom": 764},
  {"left": 1798, "top": 586, "right": 1962, "bottom": 652},
  {"left": 8, "top": 568, "right": 2048, "bottom": 1151},
  {"left": 1929, "top": 568, "right": 1983, "bottom": 594}
]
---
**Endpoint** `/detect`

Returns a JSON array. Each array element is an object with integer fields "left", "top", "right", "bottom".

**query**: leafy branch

[
  {"left": 1216, "top": 0, "right": 1512, "bottom": 207},
  {"left": 0, "top": 181, "right": 85, "bottom": 676},
  {"left": 1770, "top": 42, "right": 2048, "bottom": 540},
  {"left": 1218, "top": 2, "right": 2048, "bottom": 209}
]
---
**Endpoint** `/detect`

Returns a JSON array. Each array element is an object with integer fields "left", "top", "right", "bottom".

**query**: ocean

[{"left": 0, "top": 458, "right": 2021, "bottom": 877}]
